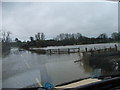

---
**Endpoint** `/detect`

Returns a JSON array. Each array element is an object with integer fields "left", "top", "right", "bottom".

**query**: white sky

[{"left": 1, "top": 1, "right": 118, "bottom": 41}]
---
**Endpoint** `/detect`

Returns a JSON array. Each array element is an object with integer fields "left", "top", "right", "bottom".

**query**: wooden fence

[{"left": 46, "top": 45, "right": 118, "bottom": 55}]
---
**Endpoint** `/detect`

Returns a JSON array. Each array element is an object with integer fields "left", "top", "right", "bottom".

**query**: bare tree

[
  {"left": 2, "top": 31, "right": 11, "bottom": 42},
  {"left": 111, "top": 32, "right": 118, "bottom": 40},
  {"left": 35, "top": 32, "right": 45, "bottom": 40},
  {"left": 30, "top": 36, "right": 34, "bottom": 41},
  {"left": 37, "top": 32, "right": 41, "bottom": 40},
  {"left": 41, "top": 33, "right": 45, "bottom": 40}
]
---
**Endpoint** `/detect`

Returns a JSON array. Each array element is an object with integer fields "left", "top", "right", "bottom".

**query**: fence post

[
  {"left": 115, "top": 44, "right": 117, "bottom": 52},
  {"left": 58, "top": 49, "right": 60, "bottom": 54},
  {"left": 49, "top": 49, "right": 51, "bottom": 54},
  {"left": 78, "top": 48, "right": 80, "bottom": 53},
  {"left": 109, "top": 47, "right": 112, "bottom": 52},
  {"left": 68, "top": 48, "right": 70, "bottom": 54},
  {"left": 85, "top": 48, "right": 87, "bottom": 52},
  {"left": 90, "top": 49, "right": 93, "bottom": 55}
]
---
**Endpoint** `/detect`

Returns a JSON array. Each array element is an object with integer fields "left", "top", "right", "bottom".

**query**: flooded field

[{"left": 2, "top": 43, "right": 120, "bottom": 88}]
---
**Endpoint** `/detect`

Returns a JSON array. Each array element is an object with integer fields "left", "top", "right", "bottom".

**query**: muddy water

[{"left": 2, "top": 43, "right": 120, "bottom": 88}]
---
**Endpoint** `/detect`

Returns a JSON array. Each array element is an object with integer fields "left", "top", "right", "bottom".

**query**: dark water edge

[
  {"left": 1, "top": 42, "right": 11, "bottom": 58},
  {"left": 83, "top": 52, "right": 120, "bottom": 76}
]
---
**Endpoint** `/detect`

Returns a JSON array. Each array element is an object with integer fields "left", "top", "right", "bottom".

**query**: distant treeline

[{"left": 11, "top": 32, "right": 120, "bottom": 49}]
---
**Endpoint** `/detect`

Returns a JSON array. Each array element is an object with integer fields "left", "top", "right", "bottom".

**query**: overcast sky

[{"left": 2, "top": 2, "right": 118, "bottom": 41}]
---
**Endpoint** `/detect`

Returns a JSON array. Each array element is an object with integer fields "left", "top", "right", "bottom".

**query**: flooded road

[{"left": 2, "top": 43, "right": 120, "bottom": 88}]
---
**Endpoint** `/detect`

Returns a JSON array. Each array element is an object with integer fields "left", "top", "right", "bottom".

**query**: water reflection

[
  {"left": 80, "top": 52, "right": 120, "bottom": 76},
  {"left": 38, "top": 56, "right": 52, "bottom": 86}
]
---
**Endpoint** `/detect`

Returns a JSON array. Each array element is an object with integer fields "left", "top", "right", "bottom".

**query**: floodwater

[{"left": 2, "top": 43, "right": 120, "bottom": 88}]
